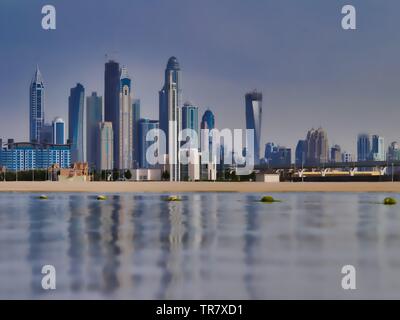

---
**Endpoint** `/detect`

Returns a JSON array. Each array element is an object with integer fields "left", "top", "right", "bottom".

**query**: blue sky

[{"left": 1, "top": 0, "right": 400, "bottom": 155}]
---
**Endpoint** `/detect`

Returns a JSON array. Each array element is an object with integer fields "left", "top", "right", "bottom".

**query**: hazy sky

[{"left": 1, "top": 0, "right": 400, "bottom": 155}]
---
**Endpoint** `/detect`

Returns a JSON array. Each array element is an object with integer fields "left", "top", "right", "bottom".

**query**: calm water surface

[{"left": 1, "top": 192, "right": 400, "bottom": 299}]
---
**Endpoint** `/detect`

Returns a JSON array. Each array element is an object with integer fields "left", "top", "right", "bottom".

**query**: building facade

[
  {"left": 52, "top": 117, "right": 65, "bottom": 145},
  {"left": 371, "top": 135, "right": 385, "bottom": 161},
  {"left": 104, "top": 60, "right": 120, "bottom": 169},
  {"left": 86, "top": 92, "right": 103, "bottom": 169},
  {"left": 181, "top": 102, "right": 199, "bottom": 149},
  {"left": 29, "top": 66, "right": 45, "bottom": 143},
  {"left": 118, "top": 68, "right": 133, "bottom": 170},
  {"left": 68, "top": 83, "right": 86, "bottom": 163},
  {"left": 330, "top": 144, "right": 341, "bottom": 163},
  {"left": 39, "top": 124, "right": 53, "bottom": 144},
  {"left": 245, "top": 91, "right": 262, "bottom": 164},
  {"left": 98, "top": 122, "right": 113, "bottom": 171},
  {"left": 305, "top": 127, "right": 329, "bottom": 165},
  {"left": 0, "top": 142, "right": 70, "bottom": 171},
  {"left": 138, "top": 119, "right": 159, "bottom": 169},
  {"left": 132, "top": 99, "right": 141, "bottom": 168}
]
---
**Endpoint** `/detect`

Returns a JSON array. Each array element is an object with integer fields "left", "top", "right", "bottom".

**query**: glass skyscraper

[
  {"left": 68, "top": 83, "right": 86, "bottom": 163},
  {"left": 104, "top": 60, "right": 120, "bottom": 170},
  {"left": 357, "top": 133, "right": 372, "bottom": 161},
  {"left": 138, "top": 119, "right": 159, "bottom": 169},
  {"left": 98, "top": 122, "right": 113, "bottom": 171},
  {"left": 159, "top": 56, "right": 182, "bottom": 181},
  {"left": 29, "top": 66, "right": 45, "bottom": 143},
  {"left": 245, "top": 91, "right": 262, "bottom": 164},
  {"left": 86, "top": 92, "right": 103, "bottom": 168},
  {"left": 200, "top": 109, "right": 215, "bottom": 161},
  {"left": 181, "top": 102, "right": 199, "bottom": 149},
  {"left": 52, "top": 117, "right": 65, "bottom": 145}
]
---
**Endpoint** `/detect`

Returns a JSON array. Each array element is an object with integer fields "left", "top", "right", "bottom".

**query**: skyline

[{"left": 1, "top": 0, "right": 400, "bottom": 155}]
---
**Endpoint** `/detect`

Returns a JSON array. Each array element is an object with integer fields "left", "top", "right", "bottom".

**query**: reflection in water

[{"left": 1, "top": 192, "right": 400, "bottom": 298}]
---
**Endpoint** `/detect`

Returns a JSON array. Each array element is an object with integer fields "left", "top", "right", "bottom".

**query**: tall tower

[
  {"left": 159, "top": 56, "right": 182, "bottom": 181},
  {"left": 200, "top": 109, "right": 215, "bottom": 162},
  {"left": 98, "top": 122, "right": 114, "bottom": 171},
  {"left": 118, "top": 67, "right": 133, "bottom": 170},
  {"left": 357, "top": 133, "right": 372, "bottom": 162},
  {"left": 245, "top": 91, "right": 262, "bottom": 164},
  {"left": 52, "top": 117, "right": 65, "bottom": 144},
  {"left": 104, "top": 60, "right": 120, "bottom": 169},
  {"left": 68, "top": 83, "right": 86, "bottom": 163},
  {"left": 132, "top": 99, "right": 141, "bottom": 168},
  {"left": 181, "top": 102, "right": 199, "bottom": 149},
  {"left": 29, "top": 66, "right": 45, "bottom": 143},
  {"left": 86, "top": 92, "right": 103, "bottom": 168}
]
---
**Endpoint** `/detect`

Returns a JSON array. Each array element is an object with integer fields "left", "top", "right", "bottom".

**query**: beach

[{"left": 0, "top": 181, "right": 400, "bottom": 193}]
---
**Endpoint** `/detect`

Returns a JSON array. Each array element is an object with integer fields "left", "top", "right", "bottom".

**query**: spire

[{"left": 32, "top": 65, "right": 43, "bottom": 84}]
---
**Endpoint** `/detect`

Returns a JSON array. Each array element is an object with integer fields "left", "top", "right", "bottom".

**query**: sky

[{"left": 1, "top": 0, "right": 400, "bottom": 155}]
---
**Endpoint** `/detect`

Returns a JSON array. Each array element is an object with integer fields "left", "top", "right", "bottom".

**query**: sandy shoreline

[{"left": 0, "top": 181, "right": 399, "bottom": 193}]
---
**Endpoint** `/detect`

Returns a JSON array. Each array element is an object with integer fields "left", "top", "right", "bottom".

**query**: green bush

[{"left": 384, "top": 197, "right": 397, "bottom": 205}]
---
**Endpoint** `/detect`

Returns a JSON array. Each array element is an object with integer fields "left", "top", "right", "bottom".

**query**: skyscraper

[
  {"left": 388, "top": 142, "right": 400, "bottom": 161},
  {"left": 330, "top": 144, "right": 341, "bottom": 163},
  {"left": 357, "top": 133, "right": 372, "bottom": 161},
  {"left": 371, "top": 134, "right": 385, "bottom": 161},
  {"left": 304, "top": 128, "right": 329, "bottom": 165},
  {"left": 245, "top": 91, "right": 262, "bottom": 164},
  {"left": 132, "top": 99, "right": 141, "bottom": 168},
  {"left": 52, "top": 117, "right": 65, "bottom": 145},
  {"left": 159, "top": 56, "right": 182, "bottom": 181},
  {"left": 29, "top": 66, "right": 45, "bottom": 143},
  {"left": 138, "top": 119, "right": 159, "bottom": 169},
  {"left": 68, "top": 83, "right": 86, "bottom": 163},
  {"left": 98, "top": 122, "right": 113, "bottom": 171},
  {"left": 86, "top": 92, "right": 103, "bottom": 168},
  {"left": 200, "top": 109, "right": 215, "bottom": 161},
  {"left": 181, "top": 102, "right": 199, "bottom": 149},
  {"left": 295, "top": 140, "right": 306, "bottom": 167},
  {"left": 104, "top": 60, "right": 120, "bottom": 169},
  {"left": 39, "top": 124, "right": 53, "bottom": 144},
  {"left": 118, "top": 67, "right": 133, "bottom": 170}
]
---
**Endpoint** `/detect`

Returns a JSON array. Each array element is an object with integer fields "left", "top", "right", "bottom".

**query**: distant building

[
  {"left": 0, "top": 142, "right": 70, "bottom": 171},
  {"left": 138, "top": 119, "right": 159, "bottom": 169},
  {"left": 245, "top": 91, "right": 262, "bottom": 164},
  {"left": 295, "top": 140, "right": 306, "bottom": 167},
  {"left": 98, "top": 122, "right": 113, "bottom": 171},
  {"left": 341, "top": 152, "right": 353, "bottom": 163},
  {"left": 180, "top": 148, "right": 200, "bottom": 181},
  {"left": 104, "top": 60, "right": 120, "bottom": 169},
  {"left": 39, "top": 124, "right": 53, "bottom": 144},
  {"left": 29, "top": 66, "right": 45, "bottom": 143},
  {"left": 330, "top": 144, "right": 341, "bottom": 163},
  {"left": 132, "top": 99, "right": 141, "bottom": 168},
  {"left": 371, "top": 135, "right": 385, "bottom": 161},
  {"left": 387, "top": 142, "right": 400, "bottom": 161},
  {"left": 52, "top": 117, "right": 65, "bottom": 145},
  {"left": 118, "top": 68, "right": 133, "bottom": 170},
  {"left": 181, "top": 102, "right": 199, "bottom": 148},
  {"left": 159, "top": 56, "right": 182, "bottom": 181},
  {"left": 200, "top": 109, "right": 215, "bottom": 164},
  {"left": 86, "top": 92, "right": 103, "bottom": 169},
  {"left": 357, "top": 133, "right": 372, "bottom": 161},
  {"left": 264, "top": 142, "right": 291, "bottom": 166},
  {"left": 68, "top": 83, "right": 86, "bottom": 163},
  {"left": 305, "top": 127, "right": 329, "bottom": 165}
]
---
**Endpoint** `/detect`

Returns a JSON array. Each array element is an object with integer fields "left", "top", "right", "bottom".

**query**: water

[{"left": 1, "top": 192, "right": 400, "bottom": 299}]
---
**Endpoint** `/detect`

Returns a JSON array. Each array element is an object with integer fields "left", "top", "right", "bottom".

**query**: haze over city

[{"left": 1, "top": 0, "right": 400, "bottom": 155}]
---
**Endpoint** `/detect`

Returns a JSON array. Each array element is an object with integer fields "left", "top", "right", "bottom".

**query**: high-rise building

[
  {"left": 388, "top": 142, "right": 400, "bottom": 161},
  {"left": 86, "top": 92, "right": 103, "bottom": 169},
  {"left": 304, "top": 127, "right": 329, "bottom": 165},
  {"left": 357, "top": 133, "right": 372, "bottom": 161},
  {"left": 330, "top": 144, "right": 341, "bottom": 163},
  {"left": 371, "top": 134, "right": 385, "bottom": 161},
  {"left": 200, "top": 109, "right": 215, "bottom": 161},
  {"left": 52, "top": 117, "right": 65, "bottom": 145},
  {"left": 104, "top": 60, "right": 120, "bottom": 169},
  {"left": 181, "top": 102, "right": 199, "bottom": 149},
  {"left": 118, "top": 67, "right": 133, "bottom": 170},
  {"left": 29, "top": 66, "right": 45, "bottom": 143},
  {"left": 138, "top": 119, "right": 159, "bottom": 169},
  {"left": 295, "top": 140, "right": 306, "bottom": 167},
  {"left": 245, "top": 91, "right": 262, "bottom": 164},
  {"left": 98, "top": 122, "right": 113, "bottom": 171},
  {"left": 68, "top": 83, "right": 86, "bottom": 163},
  {"left": 159, "top": 56, "right": 182, "bottom": 181},
  {"left": 132, "top": 99, "right": 141, "bottom": 168},
  {"left": 264, "top": 142, "right": 291, "bottom": 166},
  {"left": 39, "top": 124, "right": 53, "bottom": 144},
  {"left": 342, "top": 152, "right": 354, "bottom": 163}
]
